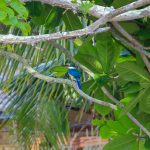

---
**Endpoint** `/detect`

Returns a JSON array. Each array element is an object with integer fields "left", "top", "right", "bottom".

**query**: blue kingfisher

[{"left": 66, "top": 63, "right": 82, "bottom": 89}]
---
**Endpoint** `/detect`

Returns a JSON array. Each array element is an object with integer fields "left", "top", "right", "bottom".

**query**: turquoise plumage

[{"left": 66, "top": 64, "right": 82, "bottom": 89}]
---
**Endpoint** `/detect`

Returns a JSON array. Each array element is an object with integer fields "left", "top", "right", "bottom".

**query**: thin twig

[
  {"left": 101, "top": 86, "right": 150, "bottom": 137},
  {"left": 0, "top": 50, "right": 117, "bottom": 110}
]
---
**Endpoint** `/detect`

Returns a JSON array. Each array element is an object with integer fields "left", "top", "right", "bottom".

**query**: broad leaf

[
  {"left": 100, "top": 125, "right": 117, "bottom": 139},
  {"left": 139, "top": 92, "right": 150, "bottom": 114},
  {"left": 116, "top": 61, "right": 150, "bottom": 82},
  {"left": 0, "top": 10, "right": 7, "bottom": 21},
  {"left": 92, "top": 119, "right": 106, "bottom": 126},
  {"left": 94, "top": 88, "right": 112, "bottom": 116},
  {"left": 75, "top": 36, "right": 121, "bottom": 74},
  {"left": 120, "top": 22, "right": 139, "bottom": 34},
  {"left": 51, "top": 66, "right": 68, "bottom": 77},
  {"left": 75, "top": 42, "right": 103, "bottom": 74},
  {"left": 10, "top": 0, "right": 28, "bottom": 19},
  {"left": 63, "top": 10, "right": 82, "bottom": 30},
  {"left": 114, "top": 109, "right": 139, "bottom": 131},
  {"left": 103, "top": 135, "right": 138, "bottom": 150},
  {"left": 96, "top": 40, "right": 115, "bottom": 73},
  {"left": 123, "top": 87, "right": 150, "bottom": 113},
  {"left": 121, "top": 82, "right": 141, "bottom": 96}
]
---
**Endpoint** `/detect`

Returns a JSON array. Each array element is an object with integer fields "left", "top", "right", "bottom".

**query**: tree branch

[
  {"left": 0, "top": 50, "right": 117, "bottom": 110},
  {"left": 0, "top": 27, "right": 110, "bottom": 44},
  {"left": 22, "top": 0, "right": 150, "bottom": 22},
  {"left": 101, "top": 87, "right": 150, "bottom": 138},
  {"left": 111, "top": 6, "right": 150, "bottom": 21},
  {"left": 112, "top": 22, "right": 150, "bottom": 73},
  {"left": 84, "top": 0, "right": 150, "bottom": 33},
  {"left": 1, "top": 0, "right": 149, "bottom": 44}
]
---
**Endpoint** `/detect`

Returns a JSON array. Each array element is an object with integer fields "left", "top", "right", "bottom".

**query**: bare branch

[
  {"left": 1, "top": 0, "right": 149, "bottom": 45},
  {"left": 111, "top": 6, "right": 150, "bottom": 21},
  {"left": 101, "top": 87, "right": 150, "bottom": 138},
  {"left": 0, "top": 27, "right": 110, "bottom": 44},
  {"left": 112, "top": 22, "right": 150, "bottom": 73},
  {"left": 22, "top": 0, "right": 78, "bottom": 11},
  {"left": 144, "top": 46, "right": 150, "bottom": 50},
  {"left": 88, "top": 0, "right": 150, "bottom": 32},
  {"left": 0, "top": 50, "right": 117, "bottom": 110},
  {"left": 22, "top": 0, "right": 150, "bottom": 22}
]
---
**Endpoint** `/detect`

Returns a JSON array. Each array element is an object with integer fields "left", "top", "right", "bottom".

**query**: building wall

[{"left": 0, "top": 127, "right": 19, "bottom": 150}]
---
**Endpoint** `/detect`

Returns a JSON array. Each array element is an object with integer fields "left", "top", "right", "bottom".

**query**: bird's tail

[{"left": 76, "top": 78, "right": 82, "bottom": 89}]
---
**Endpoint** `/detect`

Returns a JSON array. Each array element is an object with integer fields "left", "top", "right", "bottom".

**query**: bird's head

[{"left": 65, "top": 63, "right": 76, "bottom": 69}]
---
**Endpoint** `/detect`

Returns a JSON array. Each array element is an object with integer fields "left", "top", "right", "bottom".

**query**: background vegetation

[{"left": 0, "top": 0, "right": 150, "bottom": 149}]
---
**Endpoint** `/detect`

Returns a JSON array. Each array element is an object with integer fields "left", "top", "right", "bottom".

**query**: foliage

[
  {"left": 0, "top": 0, "right": 150, "bottom": 149},
  {"left": 0, "top": 0, "right": 30, "bottom": 35}
]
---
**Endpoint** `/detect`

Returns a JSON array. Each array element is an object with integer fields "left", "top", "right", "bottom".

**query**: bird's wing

[{"left": 68, "top": 69, "right": 81, "bottom": 78}]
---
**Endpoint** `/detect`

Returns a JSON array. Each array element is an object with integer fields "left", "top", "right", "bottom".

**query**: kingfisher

[{"left": 66, "top": 63, "right": 82, "bottom": 89}]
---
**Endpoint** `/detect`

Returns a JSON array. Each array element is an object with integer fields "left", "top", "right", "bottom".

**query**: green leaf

[
  {"left": 139, "top": 92, "right": 150, "bottom": 114},
  {"left": 137, "top": 29, "right": 150, "bottom": 40},
  {"left": 95, "top": 35, "right": 121, "bottom": 73},
  {"left": 8, "top": 16, "right": 18, "bottom": 25},
  {"left": 74, "top": 41, "right": 103, "bottom": 74},
  {"left": 75, "top": 33, "right": 122, "bottom": 74},
  {"left": 51, "top": 66, "right": 68, "bottom": 77},
  {"left": 100, "top": 125, "right": 117, "bottom": 139},
  {"left": 103, "top": 135, "right": 138, "bottom": 150},
  {"left": 0, "top": 0, "right": 6, "bottom": 8},
  {"left": 116, "top": 61, "right": 150, "bottom": 82},
  {"left": 25, "top": 1, "right": 44, "bottom": 17},
  {"left": 71, "top": 0, "right": 77, "bottom": 4},
  {"left": 6, "top": 7, "right": 15, "bottom": 18},
  {"left": 0, "top": 10, "right": 7, "bottom": 21},
  {"left": 74, "top": 38, "right": 83, "bottom": 46},
  {"left": 123, "top": 87, "right": 150, "bottom": 113},
  {"left": 45, "top": 7, "right": 64, "bottom": 29},
  {"left": 121, "top": 82, "right": 141, "bottom": 95},
  {"left": 16, "top": 22, "right": 31, "bottom": 35},
  {"left": 112, "top": 0, "right": 135, "bottom": 8},
  {"left": 92, "top": 119, "right": 106, "bottom": 126},
  {"left": 95, "top": 103, "right": 111, "bottom": 116},
  {"left": 103, "top": 0, "right": 113, "bottom": 6},
  {"left": 144, "top": 136, "right": 150, "bottom": 149},
  {"left": 79, "top": 1, "right": 93, "bottom": 14},
  {"left": 120, "top": 22, "right": 139, "bottom": 34},
  {"left": 117, "top": 55, "right": 136, "bottom": 63},
  {"left": 107, "top": 120, "right": 128, "bottom": 134},
  {"left": 63, "top": 10, "right": 82, "bottom": 30},
  {"left": 81, "top": 79, "right": 96, "bottom": 93},
  {"left": 10, "top": 0, "right": 28, "bottom": 19},
  {"left": 100, "top": 117, "right": 135, "bottom": 139},
  {"left": 96, "top": 41, "right": 115, "bottom": 73},
  {"left": 114, "top": 108, "right": 138, "bottom": 131},
  {"left": 94, "top": 74, "right": 110, "bottom": 86},
  {"left": 94, "top": 88, "right": 112, "bottom": 116}
]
